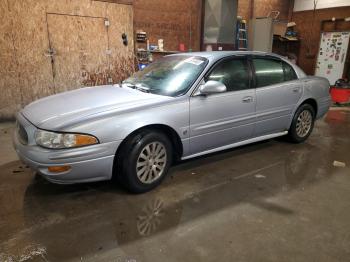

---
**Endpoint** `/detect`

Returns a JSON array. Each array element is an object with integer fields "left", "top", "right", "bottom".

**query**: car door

[
  {"left": 252, "top": 56, "right": 302, "bottom": 136},
  {"left": 189, "top": 56, "right": 256, "bottom": 155}
]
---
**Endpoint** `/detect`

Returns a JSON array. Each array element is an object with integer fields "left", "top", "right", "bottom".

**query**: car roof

[
  {"left": 168, "top": 51, "right": 284, "bottom": 61},
  {"left": 167, "top": 50, "right": 306, "bottom": 79}
]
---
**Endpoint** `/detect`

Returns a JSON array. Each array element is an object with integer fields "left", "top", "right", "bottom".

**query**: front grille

[{"left": 17, "top": 122, "right": 28, "bottom": 145}]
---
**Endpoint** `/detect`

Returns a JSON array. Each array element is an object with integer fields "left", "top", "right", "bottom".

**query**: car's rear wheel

[
  {"left": 117, "top": 130, "right": 172, "bottom": 193},
  {"left": 287, "top": 104, "right": 315, "bottom": 143}
]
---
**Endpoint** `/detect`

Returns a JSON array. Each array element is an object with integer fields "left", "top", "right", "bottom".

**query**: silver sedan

[{"left": 13, "top": 51, "right": 331, "bottom": 193}]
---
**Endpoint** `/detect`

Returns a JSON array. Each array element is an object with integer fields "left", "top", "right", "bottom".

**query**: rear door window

[
  {"left": 253, "top": 58, "right": 284, "bottom": 87},
  {"left": 283, "top": 62, "right": 298, "bottom": 81}
]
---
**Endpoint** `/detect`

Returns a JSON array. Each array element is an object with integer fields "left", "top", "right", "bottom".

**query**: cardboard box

[{"left": 273, "top": 22, "right": 288, "bottom": 36}]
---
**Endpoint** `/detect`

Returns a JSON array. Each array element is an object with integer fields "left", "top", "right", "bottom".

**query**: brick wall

[
  {"left": 133, "top": 0, "right": 202, "bottom": 52},
  {"left": 292, "top": 6, "right": 350, "bottom": 75}
]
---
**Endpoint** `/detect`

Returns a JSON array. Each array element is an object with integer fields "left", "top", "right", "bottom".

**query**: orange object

[
  {"left": 48, "top": 166, "right": 71, "bottom": 173},
  {"left": 330, "top": 87, "right": 350, "bottom": 103},
  {"left": 75, "top": 135, "right": 98, "bottom": 146}
]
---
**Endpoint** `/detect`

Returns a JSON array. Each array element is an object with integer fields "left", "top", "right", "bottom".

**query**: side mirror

[{"left": 198, "top": 80, "right": 226, "bottom": 95}]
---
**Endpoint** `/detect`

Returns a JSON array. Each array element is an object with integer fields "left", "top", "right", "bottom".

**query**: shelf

[
  {"left": 149, "top": 50, "right": 181, "bottom": 54},
  {"left": 273, "top": 35, "right": 299, "bottom": 42}
]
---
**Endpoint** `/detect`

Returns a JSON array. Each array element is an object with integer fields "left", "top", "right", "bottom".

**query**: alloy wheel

[
  {"left": 296, "top": 110, "right": 312, "bottom": 137},
  {"left": 136, "top": 142, "right": 167, "bottom": 184}
]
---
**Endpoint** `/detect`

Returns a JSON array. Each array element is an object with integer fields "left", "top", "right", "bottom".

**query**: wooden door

[{"left": 47, "top": 14, "right": 110, "bottom": 93}]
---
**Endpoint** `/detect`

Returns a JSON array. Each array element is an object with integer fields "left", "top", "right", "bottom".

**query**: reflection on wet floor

[{"left": 0, "top": 110, "right": 349, "bottom": 261}]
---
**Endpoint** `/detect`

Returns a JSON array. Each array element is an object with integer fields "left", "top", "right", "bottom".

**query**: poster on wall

[{"left": 315, "top": 31, "right": 350, "bottom": 85}]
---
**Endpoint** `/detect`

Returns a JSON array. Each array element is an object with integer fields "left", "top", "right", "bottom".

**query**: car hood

[{"left": 21, "top": 85, "right": 172, "bottom": 130}]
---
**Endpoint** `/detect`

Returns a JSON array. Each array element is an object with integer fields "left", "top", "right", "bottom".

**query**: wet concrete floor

[{"left": 0, "top": 109, "right": 350, "bottom": 261}]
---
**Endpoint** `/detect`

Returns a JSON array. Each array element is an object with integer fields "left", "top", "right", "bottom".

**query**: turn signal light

[
  {"left": 75, "top": 135, "right": 98, "bottom": 146},
  {"left": 48, "top": 166, "right": 71, "bottom": 173}
]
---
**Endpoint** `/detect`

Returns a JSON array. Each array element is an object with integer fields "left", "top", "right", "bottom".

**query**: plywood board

[
  {"left": 47, "top": 14, "right": 110, "bottom": 92},
  {"left": 0, "top": 0, "right": 134, "bottom": 119},
  {"left": 0, "top": 0, "right": 22, "bottom": 119}
]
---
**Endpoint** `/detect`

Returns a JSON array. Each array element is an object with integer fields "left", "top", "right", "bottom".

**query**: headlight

[{"left": 35, "top": 130, "right": 98, "bottom": 149}]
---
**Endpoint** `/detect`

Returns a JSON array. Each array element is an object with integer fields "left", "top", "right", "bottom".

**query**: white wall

[{"left": 294, "top": 0, "right": 350, "bottom": 12}]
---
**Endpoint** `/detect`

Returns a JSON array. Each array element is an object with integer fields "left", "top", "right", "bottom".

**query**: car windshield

[{"left": 123, "top": 55, "right": 208, "bottom": 97}]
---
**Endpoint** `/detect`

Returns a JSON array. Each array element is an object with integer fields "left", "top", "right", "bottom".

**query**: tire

[
  {"left": 287, "top": 104, "right": 315, "bottom": 143},
  {"left": 117, "top": 130, "right": 173, "bottom": 193}
]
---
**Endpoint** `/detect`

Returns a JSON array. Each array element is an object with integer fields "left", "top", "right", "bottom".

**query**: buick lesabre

[{"left": 13, "top": 51, "right": 331, "bottom": 193}]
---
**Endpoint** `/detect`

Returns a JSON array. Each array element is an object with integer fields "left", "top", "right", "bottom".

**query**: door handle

[{"left": 242, "top": 96, "right": 253, "bottom": 103}]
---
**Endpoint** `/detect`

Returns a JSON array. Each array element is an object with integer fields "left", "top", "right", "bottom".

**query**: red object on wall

[
  {"left": 330, "top": 87, "right": 350, "bottom": 103},
  {"left": 179, "top": 43, "right": 185, "bottom": 52}
]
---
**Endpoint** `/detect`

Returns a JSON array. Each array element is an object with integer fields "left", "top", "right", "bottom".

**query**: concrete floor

[{"left": 0, "top": 109, "right": 350, "bottom": 262}]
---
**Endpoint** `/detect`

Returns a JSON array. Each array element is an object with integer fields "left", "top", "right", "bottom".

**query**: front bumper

[{"left": 13, "top": 113, "right": 121, "bottom": 184}]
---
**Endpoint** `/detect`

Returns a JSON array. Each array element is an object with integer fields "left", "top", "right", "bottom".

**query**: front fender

[{"left": 64, "top": 98, "right": 190, "bottom": 154}]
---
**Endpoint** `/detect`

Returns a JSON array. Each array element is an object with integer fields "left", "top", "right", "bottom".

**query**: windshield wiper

[
  {"left": 122, "top": 82, "right": 151, "bottom": 93},
  {"left": 121, "top": 82, "right": 136, "bottom": 89},
  {"left": 135, "top": 84, "right": 150, "bottom": 93}
]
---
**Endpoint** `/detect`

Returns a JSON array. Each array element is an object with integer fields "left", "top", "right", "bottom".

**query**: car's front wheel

[
  {"left": 118, "top": 130, "right": 172, "bottom": 193},
  {"left": 287, "top": 104, "right": 315, "bottom": 143}
]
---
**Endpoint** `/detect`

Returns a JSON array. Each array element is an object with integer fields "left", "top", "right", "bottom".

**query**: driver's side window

[{"left": 207, "top": 58, "right": 250, "bottom": 92}]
